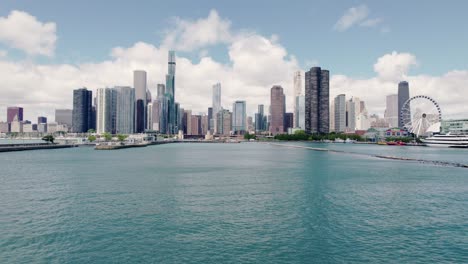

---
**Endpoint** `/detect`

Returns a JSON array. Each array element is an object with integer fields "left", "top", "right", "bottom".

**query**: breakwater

[{"left": 0, "top": 143, "right": 77, "bottom": 152}]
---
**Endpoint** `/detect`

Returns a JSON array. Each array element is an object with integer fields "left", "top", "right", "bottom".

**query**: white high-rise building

[
  {"left": 385, "top": 94, "right": 399, "bottom": 128},
  {"left": 114, "top": 86, "right": 135, "bottom": 134},
  {"left": 134, "top": 70, "right": 147, "bottom": 133},
  {"left": 147, "top": 103, "right": 153, "bottom": 131},
  {"left": 212, "top": 83, "right": 222, "bottom": 116},
  {"left": 296, "top": 95, "right": 305, "bottom": 129},
  {"left": 346, "top": 97, "right": 361, "bottom": 132},
  {"left": 330, "top": 98, "right": 335, "bottom": 132},
  {"left": 334, "top": 94, "right": 346, "bottom": 133},
  {"left": 293, "top": 71, "right": 302, "bottom": 128},
  {"left": 96, "top": 88, "right": 115, "bottom": 134}
]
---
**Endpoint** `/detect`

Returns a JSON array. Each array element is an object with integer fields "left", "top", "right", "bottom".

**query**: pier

[{"left": 0, "top": 143, "right": 77, "bottom": 152}]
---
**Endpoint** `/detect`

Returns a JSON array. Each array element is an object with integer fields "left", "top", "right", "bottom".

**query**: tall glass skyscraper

[
  {"left": 305, "top": 67, "right": 330, "bottom": 134},
  {"left": 114, "top": 86, "right": 135, "bottom": 134},
  {"left": 165, "top": 51, "right": 177, "bottom": 134},
  {"left": 293, "top": 71, "right": 302, "bottom": 128},
  {"left": 255, "top": 104, "right": 265, "bottom": 132},
  {"left": 385, "top": 94, "right": 399, "bottom": 128},
  {"left": 232, "top": 100, "right": 246, "bottom": 134},
  {"left": 72, "top": 88, "right": 93, "bottom": 133},
  {"left": 134, "top": 70, "right": 147, "bottom": 133},
  {"left": 96, "top": 88, "right": 116, "bottom": 134},
  {"left": 398, "top": 81, "right": 410, "bottom": 128}
]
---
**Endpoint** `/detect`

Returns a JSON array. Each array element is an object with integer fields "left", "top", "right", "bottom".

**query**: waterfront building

[
  {"left": 201, "top": 115, "right": 209, "bottom": 135},
  {"left": 147, "top": 103, "right": 153, "bottom": 132},
  {"left": 37, "top": 123, "right": 47, "bottom": 133},
  {"left": 72, "top": 88, "right": 93, "bottom": 133},
  {"left": 190, "top": 115, "right": 201, "bottom": 135},
  {"left": 247, "top": 116, "right": 254, "bottom": 132},
  {"left": 114, "top": 86, "right": 135, "bottom": 134},
  {"left": 385, "top": 94, "right": 399, "bottom": 128},
  {"left": 0, "top": 122, "right": 9, "bottom": 133},
  {"left": 10, "top": 117, "right": 23, "bottom": 133},
  {"left": 216, "top": 109, "right": 232, "bottom": 136},
  {"left": 346, "top": 97, "right": 361, "bottom": 132},
  {"left": 96, "top": 88, "right": 117, "bottom": 134},
  {"left": 255, "top": 104, "right": 265, "bottom": 132},
  {"left": 305, "top": 67, "right": 330, "bottom": 134},
  {"left": 134, "top": 70, "right": 147, "bottom": 133},
  {"left": 212, "top": 83, "right": 222, "bottom": 133},
  {"left": 293, "top": 71, "right": 302, "bottom": 128},
  {"left": 23, "top": 123, "right": 33, "bottom": 133},
  {"left": 330, "top": 99, "right": 335, "bottom": 132},
  {"left": 55, "top": 109, "right": 72, "bottom": 127},
  {"left": 184, "top": 110, "right": 192, "bottom": 135},
  {"left": 270, "top": 85, "right": 286, "bottom": 135},
  {"left": 232, "top": 100, "right": 247, "bottom": 134},
  {"left": 441, "top": 119, "right": 468, "bottom": 134},
  {"left": 165, "top": 51, "right": 177, "bottom": 134},
  {"left": 208, "top": 107, "right": 213, "bottom": 132},
  {"left": 7, "top": 106, "right": 23, "bottom": 123},
  {"left": 398, "top": 81, "right": 410, "bottom": 128},
  {"left": 296, "top": 95, "right": 305, "bottom": 129},
  {"left": 284, "top": 112, "right": 294, "bottom": 131},
  {"left": 151, "top": 100, "right": 160, "bottom": 131},
  {"left": 37, "top": 116, "right": 47, "bottom": 125}
]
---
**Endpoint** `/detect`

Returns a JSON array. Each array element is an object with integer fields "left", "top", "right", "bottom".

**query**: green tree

[
  {"left": 244, "top": 134, "right": 256, "bottom": 140},
  {"left": 87, "top": 129, "right": 96, "bottom": 134},
  {"left": 42, "top": 134, "right": 55, "bottom": 144},
  {"left": 88, "top": 135, "right": 97, "bottom": 142},
  {"left": 117, "top": 134, "right": 128, "bottom": 142},
  {"left": 102, "top": 132, "right": 112, "bottom": 141}
]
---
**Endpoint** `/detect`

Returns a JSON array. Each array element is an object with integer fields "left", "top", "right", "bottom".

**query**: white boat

[{"left": 422, "top": 133, "right": 468, "bottom": 148}]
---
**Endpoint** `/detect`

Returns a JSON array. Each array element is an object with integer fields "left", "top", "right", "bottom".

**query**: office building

[
  {"left": 305, "top": 67, "right": 330, "bottom": 134},
  {"left": 37, "top": 116, "right": 47, "bottom": 125},
  {"left": 134, "top": 70, "right": 147, "bottom": 133},
  {"left": 385, "top": 94, "right": 399, "bottom": 128},
  {"left": 7, "top": 107, "right": 23, "bottom": 123},
  {"left": 334, "top": 94, "right": 346, "bottom": 132},
  {"left": 255, "top": 104, "right": 265, "bottom": 132},
  {"left": 293, "top": 71, "right": 302, "bottom": 128},
  {"left": 284, "top": 112, "right": 294, "bottom": 131},
  {"left": 296, "top": 95, "right": 305, "bottom": 129},
  {"left": 166, "top": 51, "right": 177, "bottom": 134},
  {"left": 96, "top": 88, "right": 117, "bottom": 134},
  {"left": 114, "top": 86, "right": 135, "bottom": 134},
  {"left": 398, "top": 81, "right": 410, "bottom": 128},
  {"left": 270, "top": 85, "right": 286, "bottom": 135},
  {"left": 232, "top": 100, "right": 247, "bottom": 134},
  {"left": 55, "top": 109, "right": 73, "bottom": 127},
  {"left": 72, "top": 88, "right": 93, "bottom": 133},
  {"left": 216, "top": 109, "right": 232, "bottom": 136}
]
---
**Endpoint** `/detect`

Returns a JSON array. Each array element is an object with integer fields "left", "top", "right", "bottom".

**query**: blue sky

[
  {"left": 0, "top": 1, "right": 468, "bottom": 120},
  {"left": 1, "top": 0, "right": 467, "bottom": 76}
]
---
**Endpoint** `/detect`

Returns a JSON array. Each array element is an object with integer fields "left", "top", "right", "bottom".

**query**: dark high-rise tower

[
  {"left": 166, "top": 51, "right": 177, "bottom": 134},
  {"left": 398, "top": 81, "right": 410, "bottom": 128},
  {"left": 270, "top": 86, "right": 286, "bottom": 135},
  {"left": 305, "top": 67, "right": 330, "bottom": 134},
  {"left": 72, "top": 88, "right": 93, "bottom": 133}
]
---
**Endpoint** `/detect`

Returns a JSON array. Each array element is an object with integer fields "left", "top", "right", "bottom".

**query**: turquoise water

[{"left": 1, "top": 143, "right": 467, "bottom": 263}]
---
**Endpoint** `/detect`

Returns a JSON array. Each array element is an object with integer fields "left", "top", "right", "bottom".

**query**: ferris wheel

[{"left": 400, "top": 95, "right": 442, "bottom": 137}]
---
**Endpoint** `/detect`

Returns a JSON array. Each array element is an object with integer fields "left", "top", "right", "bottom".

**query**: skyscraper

[
  {"left": 96, "top": 88, "right": 117, "bottom": 134},
  {"left": 284, "top": 112, "right": 294, "bottom": 131},
  {"left": 296, "top": 95, "right": 305, "bottom": 129},
  {"left": 72, "top": 88, "right": 93, "bottom": 133},
  {"left": 232, "top": 100, "right": 247, "bottom": 134},
  {"left": 385, "top": 94, "right": 399, "bottom": 128},
  {"left": 293, "top": 71, "right": 302, "bottom": 128},
  {"left": 114, "top": 86, "right": 135, "bottom": 134},
  {"left": 255, "top": 104, "right": 265, "bottom": 132},
  {"left": 305, "top": 67, "right": 330, "bottom": 134},
  {"left": 134, "top": 70, "right": 147, "bottom": 133},
  {"left": 212, "top": 83, "right": 222, "bottom": 116},
  {"left": 166, "top": 51, "right": 177, "bottom": 134},
  {"left": 147, "top": 103, "right": 153, "bottom": 131},
  {"left": 157, "top": 84, "right": 165, "bottom": 98},
  {"left": 207, "top": 107, "right": 213, "bottom": 131},
  {"left": 55, "top": 109, "right": 73, "bottom": 127},
  {"left": 398, "top": 81, "right": 410, "bottom": 128},
  {"left": 7, "top": 107, "right": 23, "bottom": 123},
  {"left": 270, "top": 85, "right": 286, "bottom": 135},
  {"left": 37, "top": 116, "right": 47, "bottom": 124},
  {"left": 334, "top": 94, "right": 346, "bottom": 133},
  {"left": 216, "top": 109, "right": 231, "bottom": 136}
]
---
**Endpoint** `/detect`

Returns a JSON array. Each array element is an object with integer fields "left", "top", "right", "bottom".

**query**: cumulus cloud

[
  {"left": 162, "top": 9, "right": 233, "bottom": 51},
  {"left": 373, "top": 51, "right": 418, "bottom": 81},
  {"left": 0, "top": 10, "right": 57, "bottom": 56},
  {"left": 334, "top": 5, "right": 384, "bottom": 31}
]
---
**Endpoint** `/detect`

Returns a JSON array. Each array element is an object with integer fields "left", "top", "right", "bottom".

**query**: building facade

[
  {"left": 305, "top": 67, "right": 330, "bottom": 134},
  {"left": 232, "top": 100, "right": 246, "bottom": 134},
  {"left": 55, "top": 109, "right": 73, "bottom": 127},
  {"left": 134, "top": 70, "right": 147, "bottom": 133},
  {"left": 293, "top": 71, "right": 302, "bottom": 128},
  {"left": 398, "top": 81, "right": 410, "bottom": 128},
  {"left": 270, "top": 85, "right": 286, "bottom": 135},
  {"left": 334, "top": 94, "right": 346, "bottom": 133},
  {"left": 385, "top": 94, "right": 399, "bottom": 128},
  {"left": 114, "top": 86, "right": 135, "bottom": 134},
  {"left": 72, "top": 88, "right": 93, "bottom": 133},
  {"left": 7, "top": 107, "right": 23, "bottom": 123}
]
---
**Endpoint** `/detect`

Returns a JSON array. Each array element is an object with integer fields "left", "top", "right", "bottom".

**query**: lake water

[{"left": 1, "top": 143, "right": 467, "bottom": 263}]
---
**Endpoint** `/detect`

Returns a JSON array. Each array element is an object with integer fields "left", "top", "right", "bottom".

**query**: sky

[{"left": 0, "top": 0, "right": 467, "bottom": 121}]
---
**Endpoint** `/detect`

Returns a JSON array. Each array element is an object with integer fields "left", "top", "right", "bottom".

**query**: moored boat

[{"left": 422, "top": 133, "right": 468, "bottom": 148}]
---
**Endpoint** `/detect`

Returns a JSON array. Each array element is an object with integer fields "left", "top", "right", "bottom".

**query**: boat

[
  {"left": 386, "top": 141, "right": 398, "bottom": 146},
  {"left": 421, "top": 133, "right": 468, "bottom": 148}
]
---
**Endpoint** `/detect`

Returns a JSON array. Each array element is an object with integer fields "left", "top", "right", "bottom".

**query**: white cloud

[
  {"left": 360, "top": 18, "right": 383, "bottom": 27},
  {"left": 373, "top": 51, "right": 418, "bottom": 81},
  {"left": 0, "top": 50, "right": 7, "bottom": 57},
  {"left": 334, "top": 5, "right": 369, "bottom": 31},
  {"left": 162, "top": 9, "right": 233, "bottom": 51},
  {"left": 334, "top": 5, "right": 385, "bottom": 32},
  {"left": 0, "top": 10, "right": 57, "bottom": 56}
]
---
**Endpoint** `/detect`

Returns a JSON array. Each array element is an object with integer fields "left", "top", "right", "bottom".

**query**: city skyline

[{"left": 1, "top": 4, "right": 468, "bottom": 122}]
